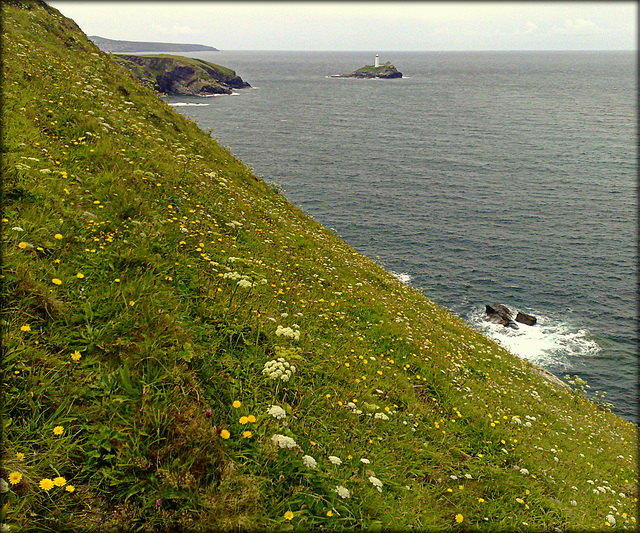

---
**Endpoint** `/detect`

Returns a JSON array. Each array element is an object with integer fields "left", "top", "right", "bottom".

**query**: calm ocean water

[{"left": 165, "top": 51, "right": 637, "bottom": 423}]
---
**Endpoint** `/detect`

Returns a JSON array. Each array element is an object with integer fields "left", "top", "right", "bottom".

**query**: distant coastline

[{"left": 89, "top": 35, "right": 218, "bottom": 53}]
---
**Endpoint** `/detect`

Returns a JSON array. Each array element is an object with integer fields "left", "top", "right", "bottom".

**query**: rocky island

[
  {"left": 112, "top": 54, "right": 250, "bottom": 96},
  {"left": 332, "top": 55, "right": 403, "bottom": 79}
]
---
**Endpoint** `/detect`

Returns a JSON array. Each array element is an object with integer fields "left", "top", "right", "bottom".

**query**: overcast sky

[{"left": 48, "top": 2, "right": 636, "bottom": 51}]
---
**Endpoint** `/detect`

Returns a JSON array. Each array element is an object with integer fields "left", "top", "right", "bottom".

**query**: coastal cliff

[
  {"left": 90, "top": 35, "right": 219, "bottom": 53},
  {"left": 113, "top": 54, "right": 250, "bottom": 95}
]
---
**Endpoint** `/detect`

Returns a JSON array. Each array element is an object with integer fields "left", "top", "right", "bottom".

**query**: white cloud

[{"left": 552, "top": 18, "right": 601, "bottom": 35}]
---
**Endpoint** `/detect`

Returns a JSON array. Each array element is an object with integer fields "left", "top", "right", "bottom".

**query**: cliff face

[{"left": 113, "top": 54, "right": 250, "bottom": 96}]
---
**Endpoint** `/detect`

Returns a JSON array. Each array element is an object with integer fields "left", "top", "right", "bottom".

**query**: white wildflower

[
  {"left": 520, "top": 468, "right": 530, "bottom": 475},
  {"left": 328, "top": 455, "right": 342, "bottom": 465},
  {"left": 302, "top": 455, "right": 317, "bottom": 468},
  {"left": 374, "top": 412, "right": 389, "bottom": 420},
  {"left": 0, "top": 479, "right": 8, "bottom": 493},
  {"left": 360, "top": 458, "right": 370, "bottom": 464},
  {"left": 570, "top": 500, "right": 577, "bottom": 506},
  {"left": 368, "top": 476, "right": 383, "bottom": 492},
  {"left": 267, "top": 405, "right": 287, "bottom": 420},
  {"left": 271, "top": 434, "right": 297, "bottom": 449},
  {"left": 335, "top": 485, "right": 350, "bottom": 499},
  {"left": 237, "top": 279, "right": 252, "bottom": 289},
  {"left": 606, "top": 515, "right": 616, "bottom": 526}
]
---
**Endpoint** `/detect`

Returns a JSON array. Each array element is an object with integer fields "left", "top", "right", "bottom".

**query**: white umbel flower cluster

[
  {"left": 262, "top": 357, "right": 296, "bottom": 381},
  {"left": 271, "top": 434, "right": 298, "bottom": 449},
  {"left": 368, "top": 476, "right": 383, "bottom": 492},
  {"left": 223, "top": 271, "right": 253, "bottom": 288},
  {"left": 267, "top": 404, "right": 287, "bottom": 419},
  {"left": 276, "top": 324, "right": 300, "bottom": 341},
  {"left": 335, "top": 485, "right": 350, "bottom": 499},
  {"left": 302, "top": 455, "right": 318, "bottom": 468}
]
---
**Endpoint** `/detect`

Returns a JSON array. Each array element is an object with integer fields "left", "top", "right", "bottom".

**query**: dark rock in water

[
  {"left": 515, "top": 311, "right": 537, "bottom": 326},
  {"left": 485, "top": 304, "right": 519, "bottom": 329}
]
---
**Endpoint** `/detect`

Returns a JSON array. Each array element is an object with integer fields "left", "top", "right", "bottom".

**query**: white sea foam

[
  {"left": 391, "top": 271, "right": 412, "bottom": 285},
  {"left": 169, "top": 103, "right": 210, "bottom": 107},
  {"left": 468, "top": 307, "right": 601, "bottom": 369}
]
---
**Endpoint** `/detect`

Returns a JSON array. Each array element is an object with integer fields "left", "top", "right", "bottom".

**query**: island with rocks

[
  {"left": 112, "top": 54, "right": 250, "bottom": 96},
  {"left": 332, "top": 55, "right": 403, "bottom": 79}
]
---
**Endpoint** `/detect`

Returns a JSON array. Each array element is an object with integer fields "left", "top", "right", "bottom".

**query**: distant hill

[{"left": 89, "top": 35, "right": 218, "bottom": 53}]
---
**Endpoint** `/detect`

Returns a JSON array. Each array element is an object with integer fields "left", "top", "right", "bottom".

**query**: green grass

[{"left": 1, "top": 1, "right": 638, "bottom": 531}]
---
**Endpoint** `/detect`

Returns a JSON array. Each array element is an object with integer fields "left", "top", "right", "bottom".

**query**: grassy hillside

[{"left": 1, "top": 1, "right": 637, "bottom": 531}]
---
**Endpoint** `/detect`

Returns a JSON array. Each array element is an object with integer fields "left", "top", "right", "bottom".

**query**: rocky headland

[
  {"left": 90, "top": 36, "right": 218, "bottom": 53},
  {"left": 112, "top": 54, "right": 250, "bottom": 96}
]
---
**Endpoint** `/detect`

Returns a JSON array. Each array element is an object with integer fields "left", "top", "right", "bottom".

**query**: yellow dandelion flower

[
  {"left": 284, "top": 510, "right": 294, "bottom": 521},
  {"left": 114, "top": 278, "right": 120, "bottom": 283},
  {"left": 52, "top": 278, "right": 62, "bottom": 285},
  {"left": 76, "top": 273, "right": 85, "bottom": 279},
  {"left": 327, "top": 510, "right": 334, "bottom": 517},
  {"left": 53, "top": 425, "right": 64, "bottom": 436},
  {"left": 242, "top": 430, "right": 252, "bottom": 438},
  {"left": 53, "top": 476, "right": 66, "bottom": 487},
  {"left": 239, "top": 416, "right": 249, "bottom": 424},
  {"left": 247, "top": 415, "right": 256, "bottom": 423},
  {"left": 20, "top": 324, "right": 31, "bottom": 332},
  {"left": 232, "top": 400, "right": 241, "bottom": 408},
  {"left": 220, "top": 429, "right": 230, "bottom": 439},
  {"left": 71, "top": 351, "right": 81, "bottom": 361},
  {"left": 455, "top": 514, "right": 464, "bottom": 523},
  {"left": 54, "top": 233, "right": 63, "bottom": 240},
  {"left": 129, "top": 300, "right": 135, "bottom": 306},
  {"left": 39, "top": 478, "right": 55, "bottom": 491},
  {"left": 16, "top": 452, "right": 25, "bottom": 461},
  {"left": 8, "top": 471, "right": 22, "bottom": 485},
  {"left": 65, "top": 485, "right": 75, "bottom": 493},
  {"left": 18, "top": 242, "right": 28, "bottom": 249}
]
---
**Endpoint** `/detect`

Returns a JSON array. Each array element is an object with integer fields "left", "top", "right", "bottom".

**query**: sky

[{"left": 48, "top": 2, "right": 637, "bottom": 52}]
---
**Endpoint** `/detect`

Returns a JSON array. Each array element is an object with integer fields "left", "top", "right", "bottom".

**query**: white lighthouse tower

[{"left": 374, "top": 54, "right": 379, "bottom": 67}]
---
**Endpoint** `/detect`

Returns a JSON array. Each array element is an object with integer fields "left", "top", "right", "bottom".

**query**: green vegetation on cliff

[
  {"left": 1, "top": 1, "right": 637, "bottom": 531},
  {"left": 112, "top": 54, "right": 250, "bottom": 96}
]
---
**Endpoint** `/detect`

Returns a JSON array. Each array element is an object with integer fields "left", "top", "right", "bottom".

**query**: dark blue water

[{"left": 165, "top": 51, "right": 637, "bottom": 423}]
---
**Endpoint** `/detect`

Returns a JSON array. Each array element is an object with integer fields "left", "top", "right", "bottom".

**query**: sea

[{"left": 163, "top": 50, "right": 638, "bottom": 424}]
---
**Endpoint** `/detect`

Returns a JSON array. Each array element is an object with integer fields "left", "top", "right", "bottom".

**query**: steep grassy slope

[{"left": 1, "top": 1, "right": 637, "bottom": 531}]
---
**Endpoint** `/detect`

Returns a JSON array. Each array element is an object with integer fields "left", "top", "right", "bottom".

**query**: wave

[
  {"left": 467, "top": 306, "right": 601, "bottom": 369},
  {"left": 169, "top": 102, "right": 211, "bottom": 107},
  {"left": 391, "top": 271, "right": 413, "bottom": 285}
]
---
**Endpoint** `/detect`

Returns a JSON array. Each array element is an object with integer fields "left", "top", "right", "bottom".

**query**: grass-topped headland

[
  {"left": 1, "top": 0, "right": 637, "bottom": 531},
  {"left": 112, "top": 54, "right": 250, "bottom": 96}
]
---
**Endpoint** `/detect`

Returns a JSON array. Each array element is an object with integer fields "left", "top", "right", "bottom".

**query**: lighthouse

[{"left": 374, "top": 54, "right": 379, "bottom": 67}]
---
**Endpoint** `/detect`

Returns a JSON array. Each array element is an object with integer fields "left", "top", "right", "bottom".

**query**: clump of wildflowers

[
  {"left": 368, "top": 475, "right": 383, "bottom": 492},
  {"left": 302, "top": 455, "right": 318, "bottom": 468},
  {"left": 263, "top": 358, "right": 296, "bottom": 381},
  {"left": 267, "top": 404, "right": 287, "bottom": 419},
  {"left": 335, "top": 485, "right": 350, "bottom": 499},
  {"left": 271, "top": 434, "right": 298, "bottom": 449},
  {"left": 275, "top": 325, "right": 300, "bottom": 341}
]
